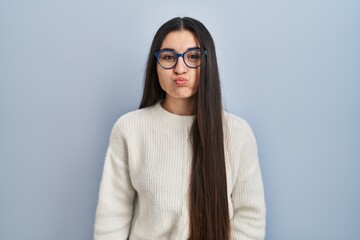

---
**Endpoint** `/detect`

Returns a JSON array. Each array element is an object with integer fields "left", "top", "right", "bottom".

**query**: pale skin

[{"left": 157, "top": 30, "right": 201, "bottom": 116}]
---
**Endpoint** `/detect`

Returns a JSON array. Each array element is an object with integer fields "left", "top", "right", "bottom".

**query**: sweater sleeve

[
  {"left": 230, "top": 122, "right": 266, "bottom": 240},
  {"left": 94, "top": 119, "right": 136, "bottom": 240}
]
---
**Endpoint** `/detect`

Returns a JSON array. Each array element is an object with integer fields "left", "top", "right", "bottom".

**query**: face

[{"left": 157, "top": 30, "right": 201, "bottom": 101}]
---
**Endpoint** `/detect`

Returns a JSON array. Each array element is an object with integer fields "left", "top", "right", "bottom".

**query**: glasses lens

[
  {"left": 158, "top": 51, "right": 177, "bottom": 69},
  {"left": 184, "top": 50, "right": 202, "bottom": 68}
]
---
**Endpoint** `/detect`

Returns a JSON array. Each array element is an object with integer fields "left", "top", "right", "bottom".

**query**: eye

[
  {"left": 159, "top": 52, "right": 176, "bottom": 61},
  {"left": 188, "top": 54, "right": 200, "bottom": 59},
  {"left": 186, "top": 52, "right": 201, "bottom": 62}
]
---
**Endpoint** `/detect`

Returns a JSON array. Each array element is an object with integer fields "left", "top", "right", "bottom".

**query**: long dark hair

[{"left": 139, "top": 17, "right": 229, "bottom": 240}]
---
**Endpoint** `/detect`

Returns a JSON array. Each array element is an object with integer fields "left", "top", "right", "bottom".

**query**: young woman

[{"left": 94, "top": 17, "right": 266, "bottom": 240}]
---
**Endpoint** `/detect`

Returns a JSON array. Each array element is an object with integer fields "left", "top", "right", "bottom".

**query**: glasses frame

[{"left": 154, "top": 48, "right": 208, "bottom": 70}]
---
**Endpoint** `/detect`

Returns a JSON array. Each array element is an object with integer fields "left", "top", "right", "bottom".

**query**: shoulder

[
  {"left": 223, "top": 111, "right": 254, "bottom": 135},
  {"left": 109, "top": 105, "right": 157, "bottom": 141},
  {"left": 113, "top": 105, "right": 154, "bottom": 130},
  {"left": 222, "top": 111, "right": 258, "bottom": 151}
]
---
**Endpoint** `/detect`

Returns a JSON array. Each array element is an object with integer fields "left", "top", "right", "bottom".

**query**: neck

[{"left": 161, "top": 96, "right": 196, "bottom": 116}]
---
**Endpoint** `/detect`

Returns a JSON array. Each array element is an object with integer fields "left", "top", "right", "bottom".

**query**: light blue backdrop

[{"left": 1, "top": 0, "right": 359, "bottom": 239}]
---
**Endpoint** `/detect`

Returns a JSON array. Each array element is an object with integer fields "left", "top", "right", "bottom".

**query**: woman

[{"left": 94, "top": 17, "right": 266, "bottom": 240}]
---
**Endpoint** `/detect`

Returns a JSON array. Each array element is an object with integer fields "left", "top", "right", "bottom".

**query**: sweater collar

[{"left": 151, "top": 101, "right": 195, "bottom": 128}]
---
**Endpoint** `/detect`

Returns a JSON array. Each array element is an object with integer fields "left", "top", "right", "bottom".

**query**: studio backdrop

[{"left": 0, "top": 0, "right": 359, "bottom": 239}]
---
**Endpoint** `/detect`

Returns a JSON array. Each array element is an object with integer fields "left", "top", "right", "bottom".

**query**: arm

[
  {"left": 231, "top": 123, "right": 266, "bottom": 240},
  {"left": 94, "top": 120, "right": 136, "bottom": 240}
]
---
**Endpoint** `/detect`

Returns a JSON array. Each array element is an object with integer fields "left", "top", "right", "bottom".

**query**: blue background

[{"left": 1, "top": 0, "right": 359, "bottom": 239}]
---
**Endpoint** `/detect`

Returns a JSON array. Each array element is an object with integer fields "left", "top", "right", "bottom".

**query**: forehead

[{"left": 160, "top": 30, "right": 199, "bottom": 52}]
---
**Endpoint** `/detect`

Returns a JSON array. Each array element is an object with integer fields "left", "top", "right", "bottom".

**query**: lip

[{"left": 174, "top": 77, "right": 187, "bottom": 86}]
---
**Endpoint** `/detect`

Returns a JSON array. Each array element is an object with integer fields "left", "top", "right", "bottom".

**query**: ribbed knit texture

[{"left": 94, "top": 102, "right": 266, "bottom": 240}]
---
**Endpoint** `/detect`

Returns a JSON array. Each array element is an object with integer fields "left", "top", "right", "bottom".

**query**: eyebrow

[{"left": 159, "top": 47, "right": 200, "bottom": 52}]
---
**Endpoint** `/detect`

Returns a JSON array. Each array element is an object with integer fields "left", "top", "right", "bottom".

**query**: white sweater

[{"left": 94, "top": 102, "right": 266, "bottom": 240}]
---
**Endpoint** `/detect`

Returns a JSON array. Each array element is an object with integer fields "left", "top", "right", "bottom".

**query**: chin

[{"left": 175, "top": 94, "right": 197, "bottom": 99}]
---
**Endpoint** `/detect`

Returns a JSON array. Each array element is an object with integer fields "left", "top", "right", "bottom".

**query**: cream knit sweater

[{"left": 94, "top": 102, "right": 266, "bottom": 240}]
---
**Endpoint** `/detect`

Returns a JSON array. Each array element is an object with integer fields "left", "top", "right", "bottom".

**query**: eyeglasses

[{"left": 154, "top": 48, "right": 207, "bottom": 69}]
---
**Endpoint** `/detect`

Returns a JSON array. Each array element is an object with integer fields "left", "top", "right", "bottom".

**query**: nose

[{"left": 173, "top": 56, "right": 188, "bottom": 74}]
